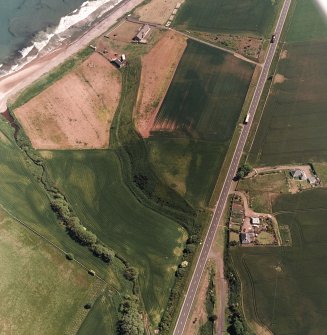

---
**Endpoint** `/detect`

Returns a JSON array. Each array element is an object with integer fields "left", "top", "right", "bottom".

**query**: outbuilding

[
  {"left": 291, "top": 169, "right": 307, "bottom": 180},
  {"left": 251, "top": 217, "right": 260, "bottom": 225},
  {"left": 240, "top": 232, "right": 255, "bottom": 244},
  {"left": 308, "top": 176, "right": 316, "bottom": 185}
]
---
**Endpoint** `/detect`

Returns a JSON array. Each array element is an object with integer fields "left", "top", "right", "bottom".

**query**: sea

[{"left": 0, "top": 0, "right": 123, "bottom": 77}]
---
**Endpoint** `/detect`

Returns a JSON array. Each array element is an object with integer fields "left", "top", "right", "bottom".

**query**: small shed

[
  {"left": 111, "top": 54, "right": 126, "bottom": 68},
  {"left": 133, "top": 24, "right": 151, "bottom": 43},
  {"left": 307, "top": 176, "right": 316, "bottom": 185},
  {"left": 240, "top": 232, "right": 255, "bottom": 244},
  {"left": 251, "top": 217, "right": 260, "bottom": 225}
]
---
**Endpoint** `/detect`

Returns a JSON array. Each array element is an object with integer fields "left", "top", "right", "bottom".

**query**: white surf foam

[
  {"left": 54, "top": 0, "right": 117, "bottom": 35},
  {"left": 1, "top": 0, "right": 121, "bottom": 77},
  {"left": 19, "top": 45, "right": 34, "bottom": 58},
  {"left": 315, "top": 0, "right": 327, "bottom": 18}
]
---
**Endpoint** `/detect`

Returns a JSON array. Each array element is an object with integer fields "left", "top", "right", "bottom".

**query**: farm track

[
  {"left": 126, "top": 17, "right": 260, "bottom": 65},
  {"left": 247, "top": 164, "right": 314, "bottom": 179}
]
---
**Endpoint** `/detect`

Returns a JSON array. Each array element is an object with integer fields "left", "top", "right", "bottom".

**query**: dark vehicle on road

[{"left": 271, "top": 34, "right": 276, "bottom": 43}]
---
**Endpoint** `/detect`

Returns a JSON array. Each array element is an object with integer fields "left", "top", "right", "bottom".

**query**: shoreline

[{"left": 0, "top": 0, "right": 144, "bottom": 113}]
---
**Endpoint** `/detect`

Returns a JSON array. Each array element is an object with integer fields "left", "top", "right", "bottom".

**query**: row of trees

[
  {"left": 51, "top": 198, "right": 114, "bottom": 263},
  {"left": 117, "top": 295, "right": 144, "bottom": 335},
  {"left": 159, "top": 235, "right": 198, "bottom": 332}
]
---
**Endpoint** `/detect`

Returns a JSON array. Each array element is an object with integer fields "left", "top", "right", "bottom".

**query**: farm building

[
  {"left": 133, "top": 24, "right": 151, "bottom": 43},
  {"left": 291, "top": 169, "right": 307, "bottom": 180},
  {"left": 111, "top": 54, "right": 126, "bottom": 68},
  {"left": 307, "top": 176, "right": 317, "bottom": 185},
  {"left": 240, "top": 232, "right": 255, "bottom": 244},
  {"left": 251, "top": 217, "right": 260, "bottom": 224}
]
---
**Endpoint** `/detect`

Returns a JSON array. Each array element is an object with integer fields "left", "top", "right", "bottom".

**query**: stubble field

[
  {"left": 135, "top": 30, "right": 187, "bottom": 138},
  {"left": 15, "top": 52, "right": 121, "bottom": 149}
]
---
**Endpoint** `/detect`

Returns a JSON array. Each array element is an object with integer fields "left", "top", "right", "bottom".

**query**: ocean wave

[
  {"left": 55, "top": 0, "right": 119, "bottom": 35},
  {"left": 19, "top": 45, "right": 35, "bottom": 58},
  {"left": 1, "top": 0, "right": 122, "bottom": 77}
]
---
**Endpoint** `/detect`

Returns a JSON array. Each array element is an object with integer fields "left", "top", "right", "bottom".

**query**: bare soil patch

[
  {"left": 135, "top": 0, "right": 183, "bottom": 24},
  {"left": 280, "top": 49, "right": 288, "bottom": 59},
  {"left": 15, "top": 53, "right": 121, "bottom": 149},
  {"left": 273, "top": 73, "right": 286, "bottom": 84},
  {"left": 135, "top": 30, "right": 187, "bottom": 138},
  {"left": 251, "top": 321, "right": 273, "bottom": 335}
]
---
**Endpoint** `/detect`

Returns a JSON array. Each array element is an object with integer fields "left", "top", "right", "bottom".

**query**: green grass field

[
  {"left": 249, "top": 0, "right": 327, "bottom": 166},
  {"left": 0, "top": 115, "right": 133, "bottom": 332},
  {"left": 0, "top": 117, "right": 128, "bottom": 282},
  {"left": 44, "top": 149, "right": 185, "bottom": 324},
  {"left": 237, "top": 172, "right": 289, "bottom": 213},
  {"left": 5, "top": 28, "right": 254, "bottom": 333},
  {"left": 0, "top": 208, "right": 102, "bottom": 335},
  {"left": 232, "top": 188, "right": 327, "bottom": 334},
  {"left": 173, "top": 0, "right": 282, "bottom": 37},
  {"left": 235, "top": 3, "right": 327, "bottom": 332},
  {"left": 149, "top": 41, "right": 254, "bottom": 208},
  {"left": 286, "top": 0, "right": 327, "bottom": 42},
  {"left": 147, "top": 138, "right": 229, "bottom": 208},
  {"left": 6, "top": 47, "right": 192, "bottom": 332},
  {"left": 77, "top": 288, "right": 119, "bottom": 335}
]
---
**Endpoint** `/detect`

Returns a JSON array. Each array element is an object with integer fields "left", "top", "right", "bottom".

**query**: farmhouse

[
  {"left": 133, "top": 24, "right": 151, "bottom": 43},
  {"left": 240, "top": 232, "right": 255, "bottom": 244},
  {"left": 291, "top": 169, "right": 307, "bottom": 180}
]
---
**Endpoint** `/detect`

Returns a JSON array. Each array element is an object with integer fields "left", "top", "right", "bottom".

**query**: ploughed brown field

[
  {"left": 135, "top": 30, "right": 187, "bottom": 138},
  {"left": 15, "top": 52, "right": 121, "bottom": 149}
]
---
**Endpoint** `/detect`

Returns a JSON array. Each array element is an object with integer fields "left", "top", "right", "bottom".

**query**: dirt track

[{"left": 247, "top": 164, "right": 314, "bottom": 179}]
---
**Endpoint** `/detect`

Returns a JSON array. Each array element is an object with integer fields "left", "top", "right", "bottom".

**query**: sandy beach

[{"left": 0, "top": 0, "right": 144, "bottom": 113}]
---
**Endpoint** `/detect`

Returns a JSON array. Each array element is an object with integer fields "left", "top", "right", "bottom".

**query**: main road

[{"left": 173, "top": 1, "right": 292, "bottom": 334}]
